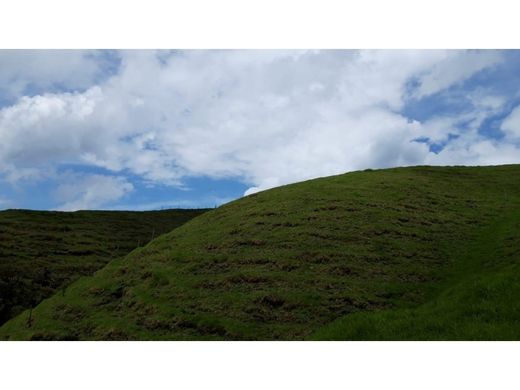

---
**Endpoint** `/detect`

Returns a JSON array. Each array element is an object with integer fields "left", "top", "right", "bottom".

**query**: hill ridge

[
  {"left": 1, "top": 165, "right": 519, "bottom": 340},
  {"left": 0, "top": 208, "right": 208, "bottom": 325}
]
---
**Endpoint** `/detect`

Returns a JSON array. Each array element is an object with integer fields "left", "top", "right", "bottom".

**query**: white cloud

[
  {"left": 501, "top": 105, "right": 520, "bottom": 140},
  {"left": 426, "top": 137, "right": 520, "bottom": 166},
  {"left": 0, "top": 50, "right": 112, "bottom": 100},
  {"left": 0, "top": 87, "right": 104, "bottom": 167},
  {"left": 54, "top": 173, "right": 134, "bottom": 211},
  {"left": 412, "top": 50, "right": 502, "bottom": 98},
  {"left": 416, "top": 91, "right": 508, "bottom": 146},
  {"left": 0, "top": 49, "right": 516, "bottom": 199}
]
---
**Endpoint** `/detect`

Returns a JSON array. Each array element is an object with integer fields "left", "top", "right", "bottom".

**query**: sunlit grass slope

[
  {"left": 1, "top": 165, "right": 519, "bottom": 340},
  {"left": 0, "top": 209, "right": 208, "bottom": 325},
  {"left": 312, "top": 207, "right": 520, "bottom": 340}
]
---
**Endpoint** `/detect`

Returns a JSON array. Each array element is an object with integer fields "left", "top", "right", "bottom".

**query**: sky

[{"left": 0, "top": 49, "right": 520, "bottom": 211}]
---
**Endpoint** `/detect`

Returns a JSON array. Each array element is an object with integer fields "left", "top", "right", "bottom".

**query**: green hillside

[
  {"left": 0, "top": 209, "right": 208, "bottom": 325},
  {"left": 1, "top": 165, "right": 519, "bottom": 340}
]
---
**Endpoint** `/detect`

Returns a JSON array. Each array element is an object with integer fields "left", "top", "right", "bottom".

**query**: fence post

[{"left": 26, "top": 308, "right": 33, "bottom": 328}]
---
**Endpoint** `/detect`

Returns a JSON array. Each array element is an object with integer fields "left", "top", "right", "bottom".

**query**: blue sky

[{"left": 0, "top": 50, "right": 520, "bottom": 211}]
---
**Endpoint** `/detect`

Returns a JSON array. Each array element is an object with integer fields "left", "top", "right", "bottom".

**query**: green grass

[
  {"left": 1, "top": 165, "right": 519, "bottom": 340},
  {"left": 312, "top": 208, "right": 520, "bottom": 340},
  {"left": 0, "top": 208, "right": 208, "bottom": 325}
]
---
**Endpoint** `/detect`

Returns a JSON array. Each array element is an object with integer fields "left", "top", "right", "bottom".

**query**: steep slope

[
  {"left": 312, "top": 206, "right": 520, "bottom": 340},
  {"left": 1, "top": 165, "right": 519, "bottom": 340},
  {"left": 0, "top": 209, "right": 208, "bottom": 325}
]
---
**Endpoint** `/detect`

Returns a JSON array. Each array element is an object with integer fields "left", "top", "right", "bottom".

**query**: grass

[
  {"left": 0, "top": 165, "right": 519, "bottom": 340},
  {"left": 312, "top": 208, "right": 520, "bottom": 340},
  {"left": 0, "top": 208, "right": 208, "bottom": 325}
]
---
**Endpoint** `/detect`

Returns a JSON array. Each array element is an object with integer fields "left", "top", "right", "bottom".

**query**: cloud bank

[
  {"left": 53, "top": 173, "right": 134, "bottom": 211},
  {"left": 1, "top": 50, "right": 519, "bottom": 209}
]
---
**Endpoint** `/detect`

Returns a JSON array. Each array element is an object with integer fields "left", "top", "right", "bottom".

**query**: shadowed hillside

[
  {"left": 1, "top": 165, "right": 519, "bottom": 340},
  {"left": 0, "top": 209, "right": 208, "bottom": 325}
]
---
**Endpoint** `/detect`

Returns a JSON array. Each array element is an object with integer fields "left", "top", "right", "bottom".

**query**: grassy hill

[
  {"left": 0, "top": 209, "right": 208, "bottom": 325},
  {"left": 1, "top": 165, "right": 519, "bottom": 340}
]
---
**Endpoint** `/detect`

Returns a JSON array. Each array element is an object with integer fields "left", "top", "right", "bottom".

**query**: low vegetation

[
  {"left": 0, "top": 209, "right": 207, "bottom": 325},
  {"left": 0, "top": 165, "right": 518, "bottom": 340}
]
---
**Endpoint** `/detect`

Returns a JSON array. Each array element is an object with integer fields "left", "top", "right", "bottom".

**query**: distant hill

[
  {"left": 0, "top": 208, "right": 208, "bottom": 325},
  {"left": 1, "top": 165, "right": 519, "bottom": 340}
]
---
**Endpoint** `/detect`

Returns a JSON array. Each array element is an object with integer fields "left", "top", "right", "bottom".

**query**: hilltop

[
  {"left": 1, "top": 165, "right": 519, "bottom": 340},
  {"left": 0, "top": 208, "right": 208, "bottom": 325}
]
